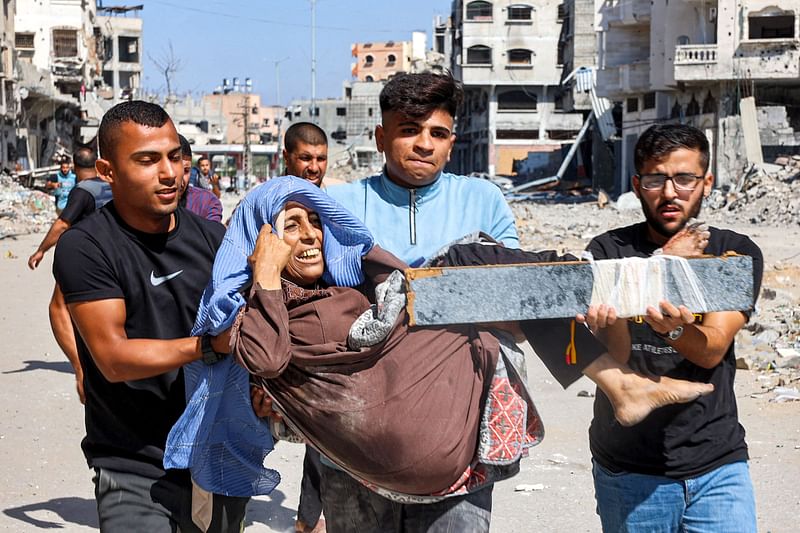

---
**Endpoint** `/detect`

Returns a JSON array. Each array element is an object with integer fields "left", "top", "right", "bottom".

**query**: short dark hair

[
  {"left": 59, "top": 156, "right": 71, "bottom": 165},
  {"left": 98, "top": 100, "right": 171, "bottom": 159},
  {"left": 634, "top": 124, "right": 710, "bottom": 174},
  {"left": 197, "top": 155, "right": 210, "bottom": 163},
  {"left": 379, "top": 71, "right": 463, "bottom": 119},
  {"left": 284, "top": 122, "right": 327, "bottom": 153},
  {"left": 73, "top": 146, "right": 97, "bottom": 169},
  {"left": 178, "top": 134, "right": 192, "bottom": 158}
]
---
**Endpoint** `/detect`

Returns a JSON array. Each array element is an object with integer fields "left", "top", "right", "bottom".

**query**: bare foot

[
  {"left": 295, "top": 518, "right": 326, "bottom": 533},
  {"left": 611, "top": 374, "right": 714, "bottom": 427}
]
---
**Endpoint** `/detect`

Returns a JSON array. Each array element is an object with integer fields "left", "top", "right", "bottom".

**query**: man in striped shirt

[{"left": 179, "top": 135, "right": 222, "bottom": 223}]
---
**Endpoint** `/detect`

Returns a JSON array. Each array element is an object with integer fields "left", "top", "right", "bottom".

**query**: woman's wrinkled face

[{"left": 280, "top": 202, "right": 324, "bottom": 286}]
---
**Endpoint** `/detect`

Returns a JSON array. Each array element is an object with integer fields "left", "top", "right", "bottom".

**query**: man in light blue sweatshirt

[{"left": 323, "top": 71, "right": 517, "bottom": 532}]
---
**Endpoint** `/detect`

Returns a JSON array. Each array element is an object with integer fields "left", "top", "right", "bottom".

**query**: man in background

[
  {"left": 191, "top": 155, "right": 222, "bottom": 197},
  {"left": 178, "top": 135, "right": 223, "bottom": 223},
  {"left": 46, "top": 157, "right": 76, "bottom": 215},
  {"left": 29, "top": 145, "right": 112, "bottom": 403},
  {"left": 283, "top": 122, "right": 329, "bottom": 188}
]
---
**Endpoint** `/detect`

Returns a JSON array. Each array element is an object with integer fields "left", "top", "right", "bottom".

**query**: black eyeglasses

[{"left": 637, "top": 173, "right": 704, "bottom": 191}]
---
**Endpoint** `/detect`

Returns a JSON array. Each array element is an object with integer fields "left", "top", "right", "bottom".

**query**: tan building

[
  {"left": 597, "top": 0, "right": 800, "bottom": 190},
  {"left": 351, "top": 32, "right": 426, "bottom": 82},
  {"left": 202, "top": 91, "right": 281, "bottom": 146}
]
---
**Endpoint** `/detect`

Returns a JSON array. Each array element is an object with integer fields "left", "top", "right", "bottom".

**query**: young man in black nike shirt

[
  {"left": 583, "top": 124, "right": 763, "bottom": 532},
  {"left": 53, "top": 101, "right": 247, "bottom": 531}
]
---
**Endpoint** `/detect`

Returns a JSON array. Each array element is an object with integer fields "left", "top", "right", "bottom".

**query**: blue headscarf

[
  {"left": 193, "top": 175, "right": 375, "bottom": 336},
  {"left": 165, "top": 176, "right": 374, "bottom": 497}
]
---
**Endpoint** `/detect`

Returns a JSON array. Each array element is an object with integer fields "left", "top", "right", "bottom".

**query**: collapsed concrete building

[
  {"left": 597, "top": 0, "right": 800, "bottom": 193},
  {"left": 12, "top": 0, "right": 143, "bottom": 169}
]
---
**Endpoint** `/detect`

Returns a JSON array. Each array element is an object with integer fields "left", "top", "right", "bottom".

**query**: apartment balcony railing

[{"left": 674, "top": 44, "right": 718, "bottom": 65}]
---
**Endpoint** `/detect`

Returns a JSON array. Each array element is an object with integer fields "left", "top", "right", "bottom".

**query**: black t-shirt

[
  {"left": 59, "top": 188, "right": 95, "bottom": 225},
  {"left": 586, "top": 222, "right": 763, "bottom": 479},
  {"left": 60, "top": 178, "right": 114, "bottom": 224},
  {"left": 53, "top": 203, "right": 224, "bottom": 477}
]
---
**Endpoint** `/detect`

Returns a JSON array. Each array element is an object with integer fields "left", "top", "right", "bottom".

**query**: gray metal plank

[{"left": 406, "top": 255, "right": 754, "bottom": 326}]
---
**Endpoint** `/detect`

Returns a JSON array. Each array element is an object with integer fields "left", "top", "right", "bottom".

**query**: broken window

[
  {"left": 507, "top": 49, "right": 532, "bottom": 65},
  {"left": 671, "top": 100, "right": 683, "bottom": 119},
  {"left": 52, "top": 29, "right": 79, "bottom": 58},
  {"left": 118, "top": 36, "right": 139, "bottom": 63},
  {"left": 702, "top": 92, "right": 716, "bottom": 114},
  {"left": 497, "top": 129, "right": 539, "bottom": 139},
  {"left": 548, "top": 130, "right": 580, "bottom": 140},
  {"left": 626, "top": 97, "right": 639, "bottom": 113},
  {"left": 498, "top": 89, "right": 537, "bottom": 111},
  {"left": 466, "top": 1, "right": 493, "bottom": 21},
  {"left": 686, "top": 96, "right": 700, "bottom": 116},
  {"left": 15, "top": 32, "right": 35, "bottom": 49},
  {"left": 508, "top": 4, "right": 532, "bottom": 20},
  {"left": 643, "top": 92, "right": 656, "bottom": 110},
  {"left": 748, "top": 8, "right": 795, "bottom": 39},
  {"left": 467, "top": 45, "right": 492, "bottom": 65}
]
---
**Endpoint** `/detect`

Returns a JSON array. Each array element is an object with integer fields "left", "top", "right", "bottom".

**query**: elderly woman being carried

[{"left": 205, "top": 177, "right": 713, "bottom": 497}]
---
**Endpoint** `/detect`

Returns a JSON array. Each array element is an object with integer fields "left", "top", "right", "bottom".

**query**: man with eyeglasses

[{"left": 582, "top": 124, "right": 763, "bottom": 532}]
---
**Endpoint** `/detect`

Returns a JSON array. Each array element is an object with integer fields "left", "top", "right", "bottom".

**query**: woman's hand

[{"left": 249, "top": 223, "right": 292, "bottom": 290}]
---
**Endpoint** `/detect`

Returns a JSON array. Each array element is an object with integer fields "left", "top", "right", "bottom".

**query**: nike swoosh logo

[{"left": 150, "top": 270, "right": 184, "bottom": 287}]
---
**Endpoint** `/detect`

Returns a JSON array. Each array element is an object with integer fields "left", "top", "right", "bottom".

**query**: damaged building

[
  {"left": 13, "top": 0, "right": 143, "bottom": 169},
  {"left": 434, "top": 0, "right": 588, "bottom": 177},
  {"left": 597, "top": 0, "right": 800, "bottom": 193},
  {"left": 1, "top": 0, "right": 18, "bottom": 170}
]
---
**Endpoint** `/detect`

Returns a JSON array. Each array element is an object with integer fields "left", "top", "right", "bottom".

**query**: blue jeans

[
  {"left": 319, "top": 464, "right": 492, "bottom": 533},
  {"left": 592, "top": 460, "right": 756, "bottom": 533}
]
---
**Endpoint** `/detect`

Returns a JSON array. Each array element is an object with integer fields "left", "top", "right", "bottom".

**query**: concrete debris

[
  {"left": 772, "top": 387, "right": 800, "bottom": 403},
  {"left": 515, "top": 483, "right": 545, "bottom": 492},
  {"left": 706, "top": 158, "right": 800, "bottom": 227},
  {"left": 0, "top": 173, "right": 56, "bottom": 239}
]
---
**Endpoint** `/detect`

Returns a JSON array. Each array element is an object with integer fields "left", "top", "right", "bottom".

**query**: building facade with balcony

[
  {"left": 436, "top": 0, "right": 587, "bottom": 176},
  {"left": 597, "top": 0, "right": 800, "bottom": 191}
]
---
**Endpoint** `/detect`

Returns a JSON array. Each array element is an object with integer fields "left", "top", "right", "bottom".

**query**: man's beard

[{"left": 640, "top": 198, "right": 703, "bottom": 239}]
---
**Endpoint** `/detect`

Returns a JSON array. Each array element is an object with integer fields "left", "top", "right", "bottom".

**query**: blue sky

[{"left": 140, "top": 0, "right": 452, "bottom": 105}]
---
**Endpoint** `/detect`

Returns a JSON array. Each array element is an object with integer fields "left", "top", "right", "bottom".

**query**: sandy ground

[{"left": 0, "top": 214, "right": 798, "bottom": 532}]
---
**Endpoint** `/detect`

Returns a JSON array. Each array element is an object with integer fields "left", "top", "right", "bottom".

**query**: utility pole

[
  {"left": 230, "top": 77, "right": 254, "bottom": 192},
  {"left": 273, "top": 57, "right": 289, "bottom": 177},
  {"left": 310, "top": 0, "right": 317, "bottom": 124},
  {"left": 243, "top": 83, "right": 252, "bottom": 191}
]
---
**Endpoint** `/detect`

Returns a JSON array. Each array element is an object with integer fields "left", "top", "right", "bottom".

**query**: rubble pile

[
  {"left": 327, "top": 163, "right": 383, "bottom": 184},
  {"left": 705, "top": 157, "right": 800, "bottom": 227},
  {"left": 0, "top": 173, "right": 56, "bottom": 238}
]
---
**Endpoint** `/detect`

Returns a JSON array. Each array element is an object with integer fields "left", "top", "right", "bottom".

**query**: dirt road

[{"left": 0, "top": 227, "right": 797, "bottom": 532}]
